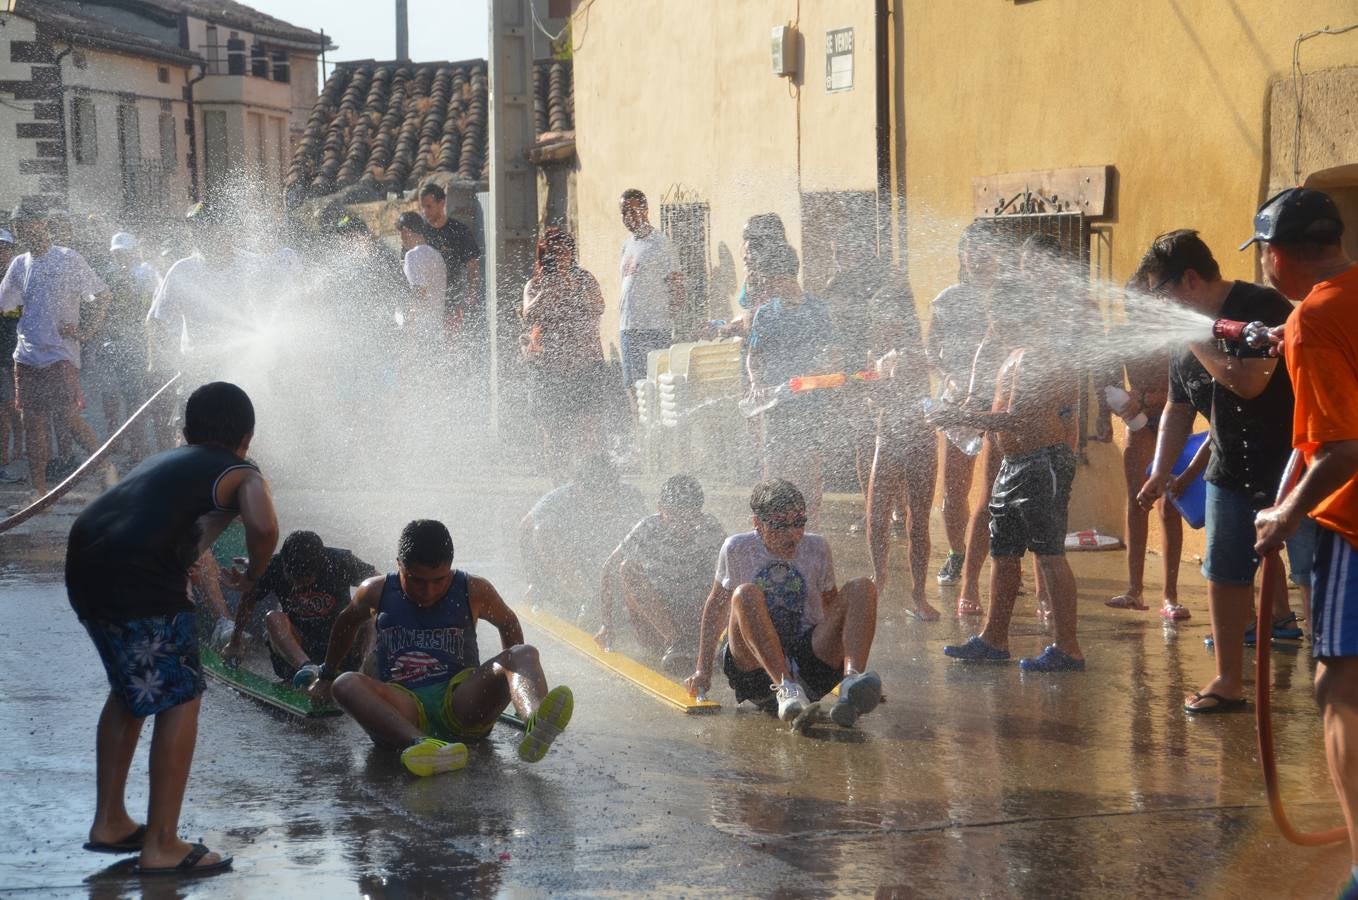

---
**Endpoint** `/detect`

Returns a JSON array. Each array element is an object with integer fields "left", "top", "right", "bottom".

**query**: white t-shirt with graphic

[
  {"left": 715, "top": 531, "right": 836, "bottom": 641},
  {"left": 618, "top": 228, "right": 680, "bottom": 332}
]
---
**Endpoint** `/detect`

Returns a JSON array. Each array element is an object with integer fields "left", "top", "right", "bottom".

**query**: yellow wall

[
  {"left": 902, "top": 0, "right": 1358, "bottom": 540},
  {"left": 571, "top": 0, "right": 879, "bottom": 356}
]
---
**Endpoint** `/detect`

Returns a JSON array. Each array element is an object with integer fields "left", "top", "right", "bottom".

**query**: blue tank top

[{"left": 374, "top": 571, "right": 479, "bottom": 689}]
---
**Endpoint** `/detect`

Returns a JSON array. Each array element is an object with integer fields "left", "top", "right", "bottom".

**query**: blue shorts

[
  {"left": 1202, "top": 482, "right": 1315, "bottom": 586},
  {"left": 83, "top": 612, "right": 205, "bottom": 718},
  {"left": 1287, "top": 516, "right": 1318, "bottom": 587},
  {"left": 619, "top": 328, "right": 671, "bottom": 388},
  {"left": 1311, "top": 525, "right": 1358, "bottom": 658}
]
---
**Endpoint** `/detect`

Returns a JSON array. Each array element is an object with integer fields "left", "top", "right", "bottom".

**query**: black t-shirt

[
  {"left": 0, "top": 311, "right": 17, "bottom": 371},
  {"left": 66, "top": 445, "right": 259, "bottom": 620},
  {"left": 425, "top": 218, "right": 481, "bottom": 308},
  {"left": 257, "top": 546, "right": 376, "bottom": 657},
  {"left": 1167, "top": 281, "right": 1295, "bottom": 501}
]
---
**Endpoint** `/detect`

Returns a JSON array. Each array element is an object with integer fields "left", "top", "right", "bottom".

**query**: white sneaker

[
  {"left": 775, "top": 679, "right": 808, "bottom": 722},
  {"left": 831, "top": 671, "right": 883, "bottom": 728}
]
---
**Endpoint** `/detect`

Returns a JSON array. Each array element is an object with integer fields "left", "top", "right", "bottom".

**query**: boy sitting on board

[
  {"left": 309, "top": 520, "right": 574, "bottom": 776},
  {"left": 683, "top": 479, "right": 882, "bottom": 727},
  {"left": 222, "top": 530, "right": 377, "bottom": 686},
  {"left": 595, "top": 473, "right": 727, "bottom": 676}
]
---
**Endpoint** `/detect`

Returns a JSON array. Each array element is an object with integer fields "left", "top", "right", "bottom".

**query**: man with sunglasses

[
  {"left": 1136, "top": 229, "right": 1304, "bottom": 714},
  {"left": 684, "top": 479, "right": 882, "bottom": 727}
]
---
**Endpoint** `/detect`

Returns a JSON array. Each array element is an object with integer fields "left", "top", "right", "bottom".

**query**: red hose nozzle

[{"left": 1212, "top": 318, "right": 1274, "bottom": 350}]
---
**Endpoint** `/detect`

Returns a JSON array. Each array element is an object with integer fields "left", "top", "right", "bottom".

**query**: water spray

[{"left": 1255, "top": 449, "right": 1346, "bottom": 847}]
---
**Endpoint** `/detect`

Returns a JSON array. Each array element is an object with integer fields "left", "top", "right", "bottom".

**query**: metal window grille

[
  {"left": 659, "top": 196, "right": 710, "bottom": 336},
  {"left": 977, "top": 194, "right": 1098, "bottom": 459}
]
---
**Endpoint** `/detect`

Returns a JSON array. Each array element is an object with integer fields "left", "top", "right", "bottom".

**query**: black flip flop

[
  {"left": 82, "top": 824, "right": 147, "bottom": 854},
  {"left": 134, "top": 843, "right": 233, "bottom": 877},
  {"left": 1183, "top": 691, "right": 1248, "bottom": 714}
]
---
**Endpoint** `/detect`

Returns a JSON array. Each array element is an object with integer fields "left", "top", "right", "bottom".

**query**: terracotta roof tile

[{"left": 289, "top": 58, "right": 573, "bottom": 199}]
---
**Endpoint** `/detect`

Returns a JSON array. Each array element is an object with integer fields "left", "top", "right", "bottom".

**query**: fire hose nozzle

[{"left": 1212, "top": 318, "right": 1274, "bottom": 351}]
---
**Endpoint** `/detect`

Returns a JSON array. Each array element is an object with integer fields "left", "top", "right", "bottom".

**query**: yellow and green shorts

[{"left": 391, "top": 668, "right": 496, "bottom": 742}]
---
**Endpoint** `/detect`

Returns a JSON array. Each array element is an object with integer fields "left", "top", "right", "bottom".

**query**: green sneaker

[
  {"left": 400, "top": 737, "right": 469, "bottom": 777},
  {"left": 518, "top": 685, "right": 574, "bottom": 763}
]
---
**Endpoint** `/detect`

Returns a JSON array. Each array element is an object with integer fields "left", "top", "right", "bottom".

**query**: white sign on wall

[{"left": 825, "top": 26, "right": 853, "bottom": 92}]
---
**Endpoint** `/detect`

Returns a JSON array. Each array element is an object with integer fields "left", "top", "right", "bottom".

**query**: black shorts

[
  {"left": 721, "top": 629, "right": 841, "bottom": 706},
  {"left": 989, "top": 444, "right": 1076, "bottom": 557}
]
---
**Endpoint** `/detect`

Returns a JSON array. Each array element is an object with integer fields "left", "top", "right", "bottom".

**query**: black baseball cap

[
  {"left": 395, "top": 211, "right": 426, "bottom": 234},
  {"left": 1239, "top": 187, "right": 1345, "bottom": 250}
]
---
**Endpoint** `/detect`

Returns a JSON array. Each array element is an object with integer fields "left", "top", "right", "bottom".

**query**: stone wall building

[{"left": 0, "top": 0, "right": 331, "bottom": 224}]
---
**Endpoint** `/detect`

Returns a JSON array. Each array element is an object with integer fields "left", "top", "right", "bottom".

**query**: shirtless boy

[
  {"left": 310, "top": 520, "right": 573, "bottom": 776},
  {"left": 934, "top": 242, "right": 1085, "bottom": 672}
]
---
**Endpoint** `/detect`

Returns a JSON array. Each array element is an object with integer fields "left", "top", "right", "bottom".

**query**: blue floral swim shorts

[{"left": 83, "top": 613, "right": 206, "bottom": 718}]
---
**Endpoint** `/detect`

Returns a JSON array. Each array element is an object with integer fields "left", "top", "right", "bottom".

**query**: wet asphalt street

[{"left": 0, "top": 478, "right": 1352, "bottom": 898}]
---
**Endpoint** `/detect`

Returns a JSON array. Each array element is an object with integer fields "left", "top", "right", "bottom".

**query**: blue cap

[{"left": 1240, "top": 187, "right": 1344, "bottom": 250}]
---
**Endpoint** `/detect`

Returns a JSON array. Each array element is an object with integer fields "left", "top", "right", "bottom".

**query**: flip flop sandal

[
  {"left": 1159, "top": 604, "right": 1191, "bottom": 621},
  {"left": 134, "top": 843, "right": 234, "bottom": 877},
  {"left": 83, "top": 825, "right": 147, "bottom": 854},
  {"left": 956, "top": 598, "right": 983, "bottom": 617},
  {"left": 1183, "top": 691, "right": 1248, "bottom": 714},
  {"left": 1105, "top": 595, "right": 1149, "bottom": 610}
]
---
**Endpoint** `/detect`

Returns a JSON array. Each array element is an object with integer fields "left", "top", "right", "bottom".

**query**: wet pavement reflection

[{"left": 0, "top": 485, "right": 1350, "bottom": 897}]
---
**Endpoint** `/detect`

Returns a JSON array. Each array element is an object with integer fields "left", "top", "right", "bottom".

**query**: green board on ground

[
  {"left": 211, "top": 521, "right": 247, "bottom": 570},
  {"left": 202, "top": 646, "right": 342, "bottom": 718}
]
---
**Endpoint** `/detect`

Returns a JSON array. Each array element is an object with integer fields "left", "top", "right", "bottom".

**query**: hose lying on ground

[
  {"left": 1256, "top": 448, "right": 1346, "bottom": 846},
  {"left": 0, "top": 373, "right": 180, "bottom": 535}
]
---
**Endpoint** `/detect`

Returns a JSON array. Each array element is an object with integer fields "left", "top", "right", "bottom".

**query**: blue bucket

[{"left": 1146, "top": 431, "right": 1208, "bottom": 529}]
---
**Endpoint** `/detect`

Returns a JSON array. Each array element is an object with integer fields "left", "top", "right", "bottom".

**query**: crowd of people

[{"left": 10, "top": 177, "right": 1358, "bottom": 890}]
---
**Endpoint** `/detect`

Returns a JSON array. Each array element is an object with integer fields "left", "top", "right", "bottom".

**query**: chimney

[{"left": 396, "top": 0, "right": 409, "bottom": 61}]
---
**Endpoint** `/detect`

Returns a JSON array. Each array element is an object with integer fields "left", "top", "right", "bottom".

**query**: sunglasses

[{"left": 761, "top": 515, "right": 808, "bottom": 531}]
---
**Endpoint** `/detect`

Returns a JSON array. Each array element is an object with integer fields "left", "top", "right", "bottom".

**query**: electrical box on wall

[{"left": 771, "top": 25, "right": 797, "bottom": 77}]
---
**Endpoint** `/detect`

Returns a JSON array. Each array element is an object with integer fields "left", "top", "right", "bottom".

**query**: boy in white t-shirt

[
  {"left": 684, "top": 479, "right": 882, "bottom": 726},
  {"left": 397, "top": 211, "right": 447, "bottom": 339}
]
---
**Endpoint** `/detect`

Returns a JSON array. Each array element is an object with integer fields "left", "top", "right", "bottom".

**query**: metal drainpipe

[
  {"left": 52, "top": 43, "right": 73, "bottom": 211},
  {"left": 874, "top": 0, "right": 891, "bottom": 256},
  {"left": 185, "top": 62, "right": 206, "bottom": 202}
]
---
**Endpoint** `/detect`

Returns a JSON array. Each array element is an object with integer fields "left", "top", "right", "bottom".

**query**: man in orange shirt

[{"left": 1249, "top": 188, "right": 1358, "bottom": 896}]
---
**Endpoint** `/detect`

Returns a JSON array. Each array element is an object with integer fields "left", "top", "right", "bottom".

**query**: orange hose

[{"left": 1255, "top": 450, "right": 1346, "bottom": 846}]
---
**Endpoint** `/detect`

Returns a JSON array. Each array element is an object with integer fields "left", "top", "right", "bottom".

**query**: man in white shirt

[
  {"left": 398, "top": 211, "right": 446, "bottom": 341},
  {"left": 683, "top": 479, "right": 882, "bottom": 728},
  {"left": 147, "top": 204, "right": 257, "bottom": 388},
  {"left": 0, "top": 205, "right": 112, "bottom": 497},
  {"left": 617, "top": 189, "right": 684, "bottom": 389}
]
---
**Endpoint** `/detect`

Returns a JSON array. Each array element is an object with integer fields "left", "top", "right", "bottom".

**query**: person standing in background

[{"left": 617, "top": 189, "right": 685, "bottom": 391}]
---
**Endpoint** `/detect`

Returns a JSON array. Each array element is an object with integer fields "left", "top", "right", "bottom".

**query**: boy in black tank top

[
  {"left": 65, "top": 382, "right": 279, "bottom": 876},
  {"left": 309, "top": 520, "right": 575, "bottom": 777}
]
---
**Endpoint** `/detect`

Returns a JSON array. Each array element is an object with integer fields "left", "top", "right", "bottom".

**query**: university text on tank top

[{"left": 375, "top": 571, "right": 480, "bottom": 689}]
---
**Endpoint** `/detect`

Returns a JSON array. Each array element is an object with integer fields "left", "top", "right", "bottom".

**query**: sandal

[
  {"left": 1105, "top": 594, "right": 1149, "bottom": 610},
  {"left": 1159, "top": 604, "right": 1191, "bottom": 621},
  {"left": 1183, "top": 691, "right": 1247, "bottom": 714},
  {"left": 134, "top": 843, "right": 233, "bottom": 877},
  {"left": 956, "top": 598, "right": 983, "bottom": 617}
]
